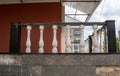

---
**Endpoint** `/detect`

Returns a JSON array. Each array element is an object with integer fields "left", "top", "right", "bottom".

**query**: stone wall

[
  {"left": 0, "top": 54, "right": 120, "bottom": 76},
  {"left": 97, "top": 66, "right": 120, "bottom": 76}
]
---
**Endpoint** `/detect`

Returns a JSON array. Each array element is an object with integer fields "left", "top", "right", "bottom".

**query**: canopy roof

[
  {"left": 64, "top": 0, "right": 102, "bottom": 22},
  {"left": 0, "top": 0, "right": 102, "bottom": 22}
]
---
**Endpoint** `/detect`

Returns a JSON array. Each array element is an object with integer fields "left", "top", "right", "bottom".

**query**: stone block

[
  {"left": 0, "top": 54, "right": 21, "bottom": 65},
  {"left": 31, "top": 66, "right": 96, "bottom": 76},
  {"left": 21, "top": 54, "right": 120, "bottom": 66},
  {"left": 0, "top": 65, "right": 9, "bottom": 72},
  {"left": 0, "top": 72, "right": 21, "bottom": 76},
  {"left": 96, "top": 66, "right": 120, "bottom": 76},
  {"left": 22, "top": 66, "right": 30, "bottom": 74},
  {"left": 22, "top": 73, "right": 31, "bottom": 76},
  {"left": 10, "top": 65, "right": 21, "bottom": 73},
  {"left": 0, "top": 72, "right": 13, "bottom": 76}
]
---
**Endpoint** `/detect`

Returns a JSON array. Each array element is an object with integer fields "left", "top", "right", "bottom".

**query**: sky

[
  {"left": 89, "top": 0, "right": 120, "bottom": 37},
  {"left": 65, "top": 0, "right": 120, "bottom": 39}
]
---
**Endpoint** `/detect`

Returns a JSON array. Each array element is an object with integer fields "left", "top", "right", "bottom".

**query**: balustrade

[
  {"left": 104, "top": 26, "right": 108, "bottom": 52},
  {"left": 26, "top": 26, "right": 32, "bottom": 53},
  {"left": 93, "top": 25, "right": 98, "bottom": 53},
  {"left": 66, "top": 25, "right": 72, "bottom": 53},
  {"left": 52, "top": 25, "right": 58, "bottom": 53},
  {"left": 9, "top": 20, "right": 116, "bottom": 54},
  {"left": 80, "top": 25, "right": 84, "bottom": 53},
  {"left": 101, "top": 29, "right": 104, "bottom": 53},
  {"left": 39, "top": 26, "right": 44, "bottom": 53}
]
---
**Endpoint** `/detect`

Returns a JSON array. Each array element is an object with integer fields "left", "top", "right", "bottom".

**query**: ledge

[{"left": 0, "top": 54, "right": 120, "bottom": 66}]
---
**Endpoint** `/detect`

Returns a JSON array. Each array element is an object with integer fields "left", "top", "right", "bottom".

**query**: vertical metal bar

[
  {"left": 9, "top": 22, "right": 21, "bottom": 54},
  {"left": 89, "top": 36, "right": 92, "bottom": 53},
  {"left": 105, "top": 20, "right": 116, "bottom": 53}
]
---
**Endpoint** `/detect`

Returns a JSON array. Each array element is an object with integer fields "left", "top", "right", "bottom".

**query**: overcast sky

[{"left": 89, "top": 0, "right": 120, "bottom": 37}]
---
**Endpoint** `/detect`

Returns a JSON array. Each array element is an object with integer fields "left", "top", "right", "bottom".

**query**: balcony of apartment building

[
  {"left": 0, "top": 0, "right": 117, "bottom": 54},
  {"left": 0, "top": 0, "right": 119, "bottom": 76}
]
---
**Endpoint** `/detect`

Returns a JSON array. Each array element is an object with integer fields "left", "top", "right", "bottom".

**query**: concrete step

[
  {"left": 0, "top": 72, "right": 30, "bottom": 76},
  {"left": 0, "top": 65, "right": 30, "bottom": 76}
]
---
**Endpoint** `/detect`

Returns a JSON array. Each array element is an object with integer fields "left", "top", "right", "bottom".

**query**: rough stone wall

[
  {"left": 0, "top": 54, "right": 120, "bottom": 76},
  {"left": 97, "top": 67, "right": 120, "bottom": 76}
]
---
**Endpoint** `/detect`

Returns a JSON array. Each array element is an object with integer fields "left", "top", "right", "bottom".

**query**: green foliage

[{"left": 116, "top": 37, "right": 120, "bottom": 53}]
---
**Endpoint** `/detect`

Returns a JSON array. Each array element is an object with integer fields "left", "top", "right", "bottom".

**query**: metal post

[
  {"left": 105, "top": 20, "right": 116, "bottom": 53},
  {"left": 9, "top": 22, "right": 21, "bottom": 54},
  {"left": 89, "top": 36, "right": 92, "bottom": 53}
]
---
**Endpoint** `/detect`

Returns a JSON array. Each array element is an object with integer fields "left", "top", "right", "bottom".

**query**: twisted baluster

[
  {"left": 52, "top": 25, "right": 58, "bottom": 53},
  {"left": 26, "top": 26, "right": 32, "bottom": 53},
  {"left": 39, "top": 26, "right": 44, "bottom": 53}
]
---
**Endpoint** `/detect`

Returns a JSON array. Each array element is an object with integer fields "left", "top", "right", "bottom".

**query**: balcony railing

[{"left": 9, "top": 20, "right": 116, "bottom": 53}]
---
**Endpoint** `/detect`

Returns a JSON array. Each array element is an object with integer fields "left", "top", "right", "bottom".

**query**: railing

[
  {"left": 84, "top": 24, "right": 107, "bottom": 53},
  {"left": 9, "top": 20, "right": 116, "bottom": 53}
]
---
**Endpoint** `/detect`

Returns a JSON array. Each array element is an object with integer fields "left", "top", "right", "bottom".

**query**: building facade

[
  {"left": 0, "top": 0, "right": 102, "bottom": 53},
  {"left": 71, "top": 28, "right": 81, "bottom": 53}
]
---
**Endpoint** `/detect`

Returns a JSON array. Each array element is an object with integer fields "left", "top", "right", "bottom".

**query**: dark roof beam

[
  {"left": 65, "top": 15, "right": 81, "bottom": 22},
  {"left": 66, "top": 14, "right": 90, "bottom": 15},
  {"left": 62, "top": 0, "right": 100, "bottom": 2},
  {"left": 20, "top": 0, "right": 23, "bottom": 3}
]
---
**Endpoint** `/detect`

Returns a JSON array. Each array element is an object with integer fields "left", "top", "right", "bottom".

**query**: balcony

[
  {"left": 0, "top": 20, "right": 119, "bottom": 76},
  {"left": 9, "top": 20, "right": 116, "bottom": 54}
]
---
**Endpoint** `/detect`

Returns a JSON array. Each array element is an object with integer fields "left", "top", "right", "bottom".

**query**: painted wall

[{"left": 0, "top": 2, "right": 62, "bottom": 53}]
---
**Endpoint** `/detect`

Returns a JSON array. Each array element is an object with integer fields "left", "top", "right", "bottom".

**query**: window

[
  {"left": 75, "top": 36, "right": 80, "bottom": 40},
  {"left": 74, "top": 31, "right": 80, "bottom": 34},
  {"left": 74, "top": 43, "right": 79, "bottom": 53}
]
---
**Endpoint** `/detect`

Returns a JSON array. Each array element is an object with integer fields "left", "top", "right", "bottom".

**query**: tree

[{"left": 116, "top": 37, "right": 120, "bottom": 53}]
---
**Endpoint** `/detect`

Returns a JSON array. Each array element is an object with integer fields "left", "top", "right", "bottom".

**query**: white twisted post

[
  {"left": 72, "top": 44, "right": 74, "bottom": 53},
  {"left": 52, "top": 25, "right": 58, "bottom": 53},
  {"left": 39, "top": 26, "right": 44, "bottom": 53},
  {"left": 97, "top": 31, "right": 100, "bottom": 52},
  {"left": 104, "top": 27, "right": 108, "bottom": 52},
  {"left": 101, "top": 29, "right": 105, "bottom": 53},
  {"left": 93, "top": 25, "right": 99, "bottom": 53},
  {"left": 99, "top": 31, "right": 102, "bottom": 52},
  {"left": 66, "top": 25, "right": 72, "bottom": 53},
  {"left": 80, "top": 25, "right": 84, "bottom": 53},
  {"left": 26, "top": 26, "right": 32, "bottom": 53}
]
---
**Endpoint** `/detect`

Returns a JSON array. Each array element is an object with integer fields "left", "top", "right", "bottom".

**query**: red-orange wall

[{"left": 0, "top": 2, "right": 62, "bottom": 53}]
